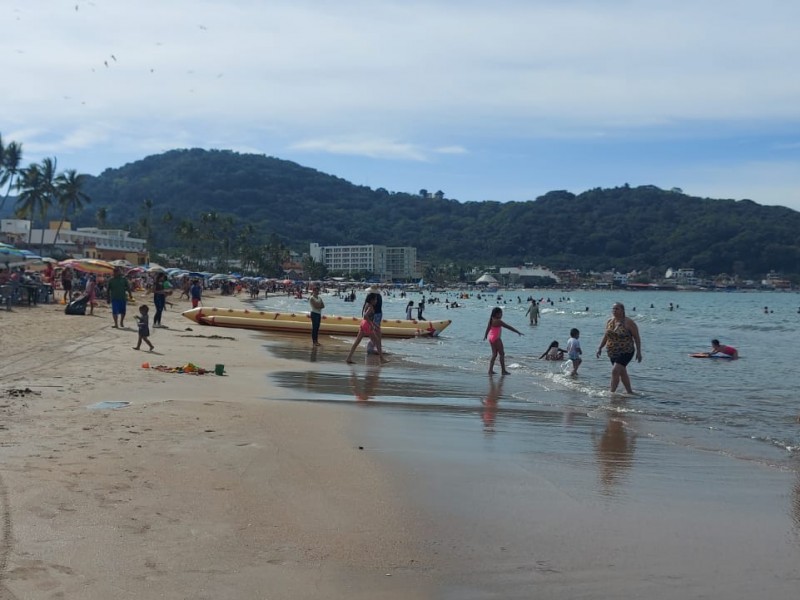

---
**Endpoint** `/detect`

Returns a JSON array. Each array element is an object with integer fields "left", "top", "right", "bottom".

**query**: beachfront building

[
  {"left": 309, "top": 243, "right": 420, "bottom": 280},
  {"left": 499, "top": 264, "right": 561, "bottom": 285},
  {"left": 665, "top": 267, "right": 700, "bottom": 285},
  {"left": 29, "top": 222, "right": 148, "bottom": 264},
  {"left": 0, "top": 218, "right": 31, "bottom": 245}
]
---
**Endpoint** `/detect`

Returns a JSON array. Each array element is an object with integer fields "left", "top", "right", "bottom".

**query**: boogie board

[{"left": 689, "top": 353, "right": 734, "bottom": 359}]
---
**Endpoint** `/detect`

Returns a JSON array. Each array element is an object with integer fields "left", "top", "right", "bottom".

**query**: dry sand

[{"left": 0, "top": 292, "right": 435, "bottom": 599}]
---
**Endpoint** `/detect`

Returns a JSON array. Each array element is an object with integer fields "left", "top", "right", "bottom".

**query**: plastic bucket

[{"left": 214, "top": 364, "right": 225, "bottom": 376}]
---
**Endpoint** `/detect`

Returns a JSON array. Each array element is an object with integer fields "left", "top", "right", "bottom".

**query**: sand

[
  {"left": 3, "top": 291, "right": 800, "bottom": 599},
  {"left": 0, "top": 292, "right": 434, "bottom": 599}
]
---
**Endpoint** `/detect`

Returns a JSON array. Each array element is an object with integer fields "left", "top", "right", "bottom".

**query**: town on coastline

[{"left": 2, "top": 219, "right": 795, "bottom": 292}]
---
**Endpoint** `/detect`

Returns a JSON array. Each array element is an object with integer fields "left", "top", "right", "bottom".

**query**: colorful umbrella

[
  {"left": 1, "top": 246, "right": 26, "bottom": 258},
  {"left": 59, "top": 258, "right": 116, "bottom": 274}
]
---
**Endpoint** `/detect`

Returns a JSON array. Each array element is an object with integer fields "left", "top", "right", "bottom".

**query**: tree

[
  {"left": 0, "top": 135, "right": 23, "bottom": 212},
  {"left": 96, "top": 206, "right": 108, "bottom": 228},
  {"left": 14, "top": 160, "right": 55, "bottom": 247},
  {"left": 141, "top": 198, "right": 154, "bottom": 251},
  {"left": 52, "top": 169, "right": 91, "bottom": 251}
]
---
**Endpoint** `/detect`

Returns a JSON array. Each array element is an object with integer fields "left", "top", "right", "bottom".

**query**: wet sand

[{"left": 271, "top": 335, "right": 800, "bottom": 600}]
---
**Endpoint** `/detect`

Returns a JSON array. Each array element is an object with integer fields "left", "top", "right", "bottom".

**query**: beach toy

[
  {"left": 214, "top": 364, "right": 225, "bottom": 376},
  {"left": 141, "top": 362, "right": 150, "bottom": 369}
]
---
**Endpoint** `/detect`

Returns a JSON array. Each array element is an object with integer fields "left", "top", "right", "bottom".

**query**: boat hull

[{"left": 181, "top": 307, "right": 451, "bottom": 338}]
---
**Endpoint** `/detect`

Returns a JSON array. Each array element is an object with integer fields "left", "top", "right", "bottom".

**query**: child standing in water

[
  {"left": 133, "top": 304, "right": 155, "bottom": 352},
  {"left": 483, "top": 307, "right": 523, "bottom": 375},
  {"left": 566, "top": 328, "right": 582, "bottom": 375}
]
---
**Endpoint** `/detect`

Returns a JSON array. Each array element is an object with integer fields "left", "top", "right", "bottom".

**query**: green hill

[{"left": 74, "top": 148, "right": 799, "bottom": 279}]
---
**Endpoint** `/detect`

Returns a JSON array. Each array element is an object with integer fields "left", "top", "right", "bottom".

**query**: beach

[
  {"left": 0, "top": 292, "right": 433, "bottom": 599},
  {"left": 1, "top": 290, "right": 800, "bottom": 599}
]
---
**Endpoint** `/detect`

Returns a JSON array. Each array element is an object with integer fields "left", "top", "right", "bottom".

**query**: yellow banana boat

[{"left": 181, "top": 306, "right": 452, "bottom": 338}]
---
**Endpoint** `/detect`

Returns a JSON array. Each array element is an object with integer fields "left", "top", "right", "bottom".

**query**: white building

[
  {"left": 29, "top": 222, "right": 148, "bottom": 263},
  {"left": 0, "top": 218, "right": 31, "bottom": 244},
  {"left": 499, "top": 265, "right": 560, "bottom": 284},
  {"left": 310, "top": 243, "right": 419, "bottom": 280}
]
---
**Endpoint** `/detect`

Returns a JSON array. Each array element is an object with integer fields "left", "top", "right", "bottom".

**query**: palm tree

[
  {"left": 52, "top": 169, "right": 91, "bottom": 251},
  {"left": 139, "top": 198, "right": 154, "bottom": 252},
  {"left": 0, "top": 135, "right": 23, "bottom": 211},
  {"left": 96, "top": 206, "right": 108, "bottom": 228},
  {"left": 14, "top": 163, "right": 51, "bottom": 246}
]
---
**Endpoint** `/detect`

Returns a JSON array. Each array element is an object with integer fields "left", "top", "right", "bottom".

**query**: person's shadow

[
  {"left": 593, "top": 403, "right": 637, "bottom": 495},
  {"left": 480, "top": 375, "right": 505, "bottom": 433},
  {"left": 349, "top": 363, "right": 381, "bottom": 403}
]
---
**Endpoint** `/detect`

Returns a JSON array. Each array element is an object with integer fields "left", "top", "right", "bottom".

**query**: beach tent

[{"left": 475, "top": 273, "right": 498, "bottom": 285}]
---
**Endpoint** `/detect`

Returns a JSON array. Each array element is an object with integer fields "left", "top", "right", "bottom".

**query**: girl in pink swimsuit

[
  {"left": 346, "top": 293, "right": 388, "bottom": 364},
  {"left": 483, "top": 307, "right": 523, "bottom": 375}
]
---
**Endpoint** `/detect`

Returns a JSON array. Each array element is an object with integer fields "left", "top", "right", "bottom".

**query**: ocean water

[{"left": 258, "top": 288, "right": 800, "bottom": 469}]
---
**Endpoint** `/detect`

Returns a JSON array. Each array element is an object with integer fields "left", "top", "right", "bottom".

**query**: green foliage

[{"left": 72, "top": 148, "right": 800, "bottom": 278}]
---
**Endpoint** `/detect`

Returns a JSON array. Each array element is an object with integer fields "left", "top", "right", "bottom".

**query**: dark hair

[
  {"left": 570, "top": 328, "right": 579, "bottom": 337},
  {"left": 491, "top": 307, "right": 503, "bottom": 318},
  {"left": 711, "top": 339, "right": 720, "bottom": 346},
  {"left": 549, "top": 340, "right": 559, "bottom": 348}
]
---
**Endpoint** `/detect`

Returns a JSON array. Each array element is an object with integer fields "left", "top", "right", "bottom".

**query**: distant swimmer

[{"left": 706, "top": 339, "right": 738, "bottom": 359}]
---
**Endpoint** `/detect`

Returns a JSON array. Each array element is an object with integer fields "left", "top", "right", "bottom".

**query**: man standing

[
  {"left": 308, "top": 283, "right": 324, "bottom": 346},
  {"left": 107, "top": 267, "right": 133, "bottom": 328}
]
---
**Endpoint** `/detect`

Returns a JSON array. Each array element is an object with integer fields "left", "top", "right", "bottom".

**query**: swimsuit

[
  {"left": 487, "top": 325, "right": 501, "bottom": 343},
  {"left": 605, "top": 318, "right": 634, "bottom": 364}
]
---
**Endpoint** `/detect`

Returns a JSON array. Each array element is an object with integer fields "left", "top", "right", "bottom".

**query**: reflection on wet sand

[
  {"left": 593, "top": 409, "right": 637, "bottom": 495},
  {"left": 480, "top": 375, "right": 505, "bottom": 432},
  {"left": 350, "top": 360, "right": 382, "bottom": 402}
]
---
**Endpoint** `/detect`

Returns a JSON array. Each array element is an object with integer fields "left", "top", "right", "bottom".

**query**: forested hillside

[{"left": 73, "top": 149, "right": 800, "bottom": 278}]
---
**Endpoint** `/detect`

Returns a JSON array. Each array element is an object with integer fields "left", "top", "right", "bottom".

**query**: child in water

[
  {"left": 483, "top": 307, "right": 523, "bottom": 375},
  {"left": 133, "top": 304, "right": 154, "bottom": 352},
  {"left": 539, "top": 340, "right": 565, "bottom": 360},
  {"left": 566, "top": 328, "right": 582, "bottom": 375}
]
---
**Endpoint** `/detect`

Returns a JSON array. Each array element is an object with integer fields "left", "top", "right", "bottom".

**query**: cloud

[
  {"left": 434, "top": 146, "right": 468, "bottom": 155},
  {"left": 3, "top": 1, "right": 800, "bottom": 208},
  {"left": 290, "top": 137, "right": 428, "bottom": 161}
]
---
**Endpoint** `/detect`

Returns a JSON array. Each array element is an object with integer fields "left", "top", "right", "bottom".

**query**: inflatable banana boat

[{"left": 182, "top": 307, "right": 452, "bottom": 338}]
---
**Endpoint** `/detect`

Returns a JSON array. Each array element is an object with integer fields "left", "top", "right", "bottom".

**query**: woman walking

[{"left": 596, "top": 302, "right": 642, "bottom": 394}]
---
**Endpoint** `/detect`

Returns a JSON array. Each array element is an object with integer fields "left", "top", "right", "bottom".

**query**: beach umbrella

[
  {"left": 41, "top": 257, "right": 58, "bottom": 264},
  {"left": 209, "top": 273, "right": 229, "bottom": 281},
  {"left": 147, "top": 265, "right": 166, "bottom": 273},
  {"left": 58, "top": 258, "right": 115, "bottom": 274},
  {"left": 0, "top": 246, "right": 26, "bottom": 259}
]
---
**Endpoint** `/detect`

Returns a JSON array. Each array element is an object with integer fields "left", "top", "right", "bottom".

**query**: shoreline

[{"left": 0, "top": 293, "right": 436, "bottom": 599}]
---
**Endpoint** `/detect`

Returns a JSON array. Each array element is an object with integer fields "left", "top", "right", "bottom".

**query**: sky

[{"left": 3, "top": 0, "right": 800, "bottom": 211}]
